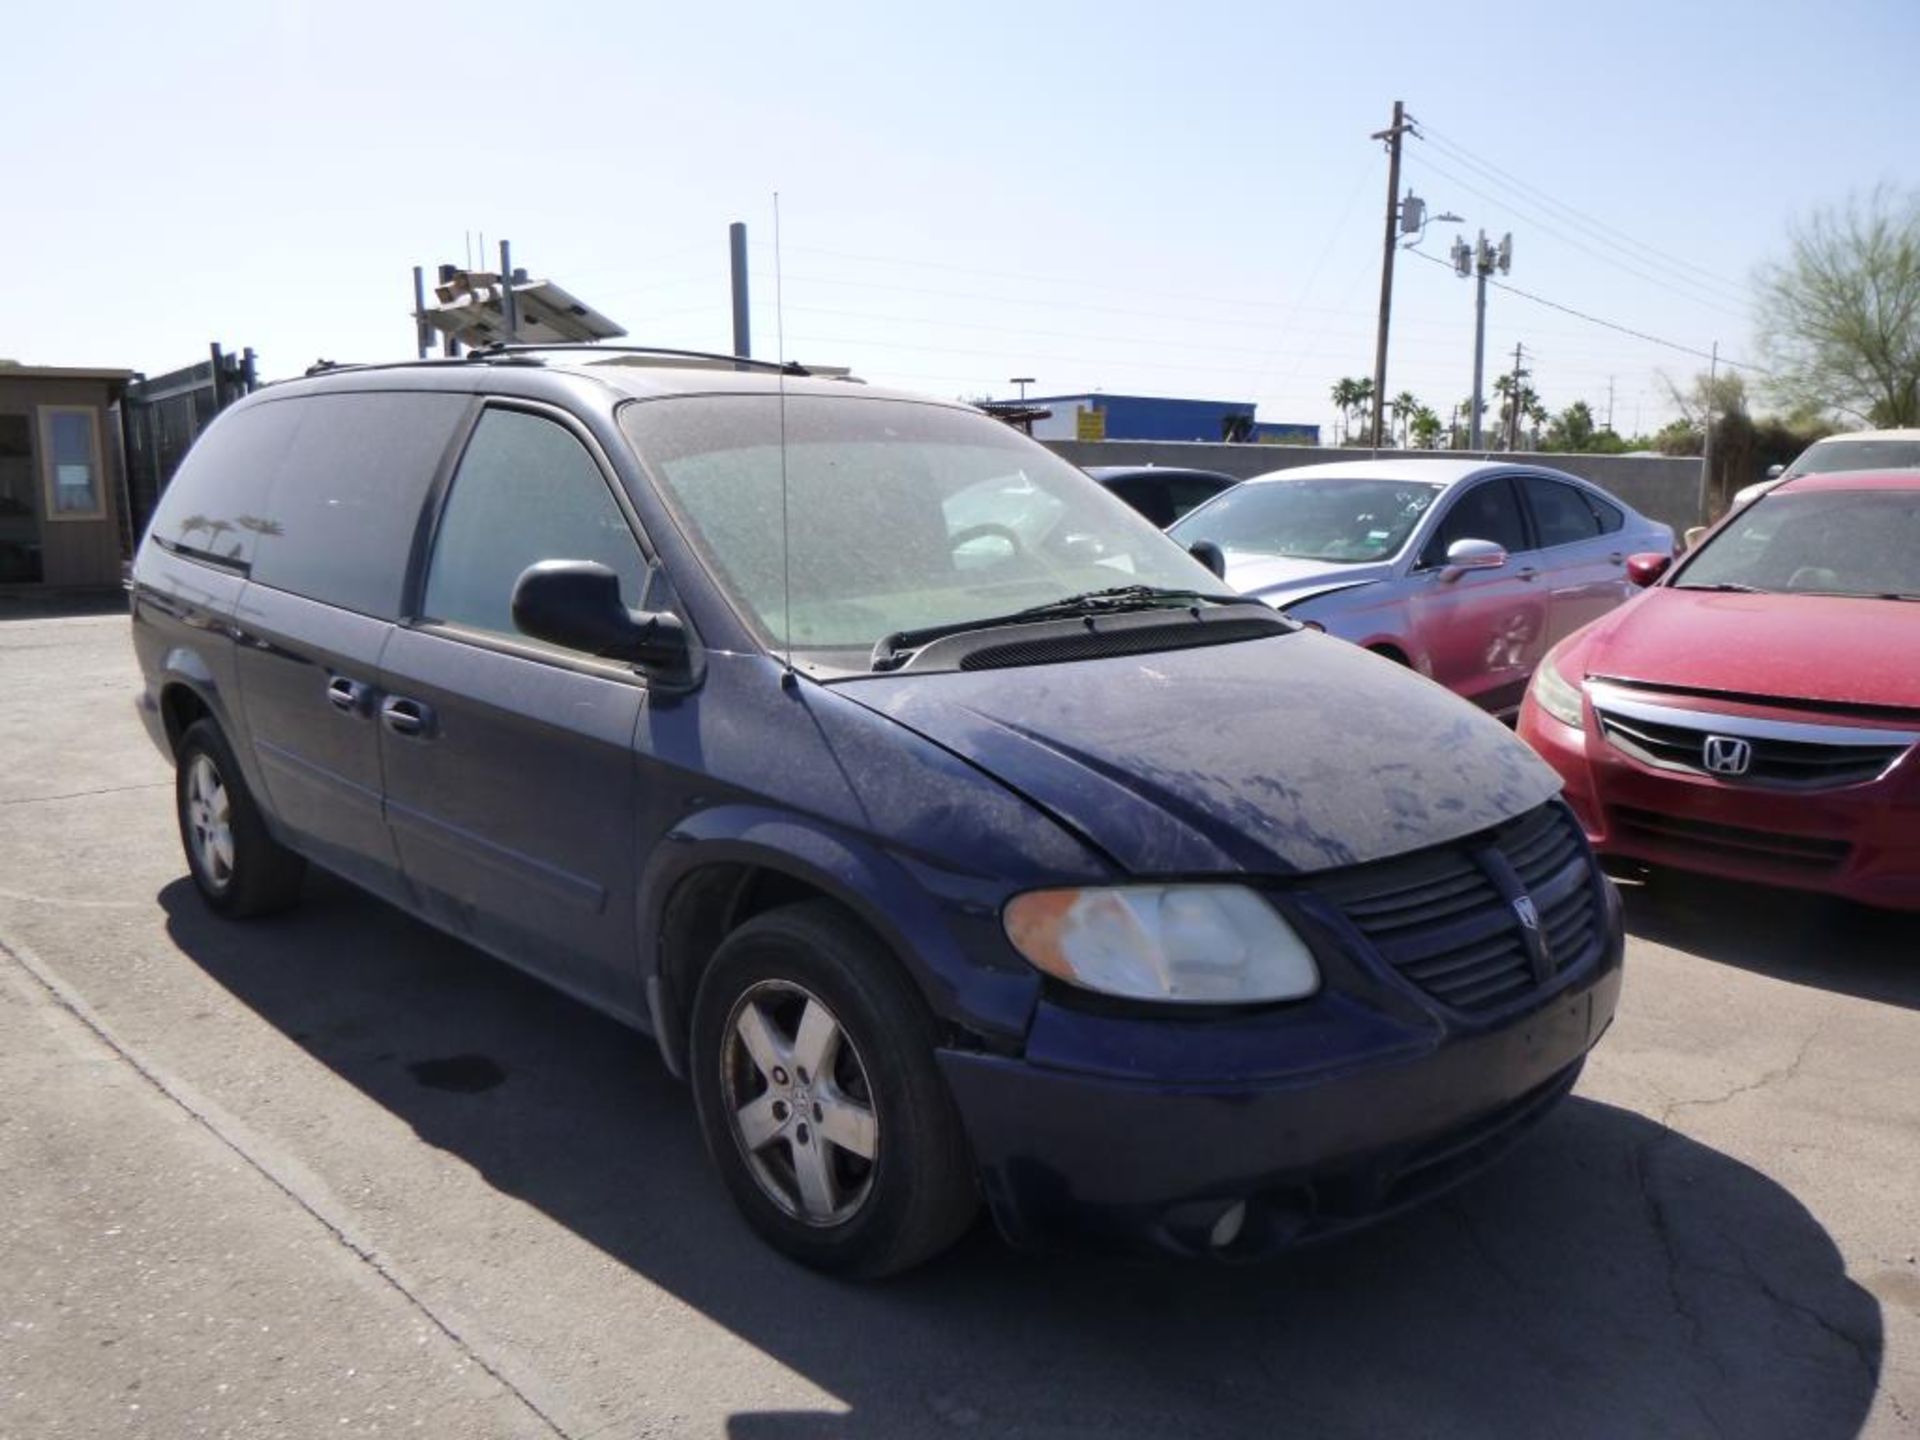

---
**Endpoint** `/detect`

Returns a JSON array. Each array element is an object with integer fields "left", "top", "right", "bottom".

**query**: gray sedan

[{"left": 1170, "top": 459, "right": 1673, "bottom": 717}]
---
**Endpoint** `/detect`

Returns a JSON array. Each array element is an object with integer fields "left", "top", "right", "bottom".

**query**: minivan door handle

[
  {"left": 1515, "top": 566, "right": 1539, "bottom": 582},
  {"left": 380, "top": 696, "right": 435, "bottom": 738},
  {"left": 327, "top": 675, "right": 373, "bottom": 715},
  {"left": 1608, "top": 552, "right": 1625, "bottom": 565}
]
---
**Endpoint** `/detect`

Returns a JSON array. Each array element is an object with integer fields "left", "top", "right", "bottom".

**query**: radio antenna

[{"left": 774, "top": 191, "right": 794, "bottom": 684}]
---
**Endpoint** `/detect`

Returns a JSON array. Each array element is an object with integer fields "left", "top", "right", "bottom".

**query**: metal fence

[{"left": 120, "top": 344, "right": 257, "bottom": 545}]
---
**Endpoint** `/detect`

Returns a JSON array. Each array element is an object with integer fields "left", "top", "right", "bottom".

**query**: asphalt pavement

[{"left": 1, "top": 610, "right": 1915, "bottom": 1438}]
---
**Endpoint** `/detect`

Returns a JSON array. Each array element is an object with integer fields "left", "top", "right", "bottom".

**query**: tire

[
  {"left": 176, "top": 718, "right": 306, "bottom": 917},
  {"left": 689, "top": 900, "right": 978, "bottom": 1277}
]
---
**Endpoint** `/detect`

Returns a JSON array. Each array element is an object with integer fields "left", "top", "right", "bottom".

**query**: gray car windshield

[
  {"left": 1677, "top": 490, "right": 1920, "bottom": 598},
  {"left": 621, "top": 395, "right": 1220, "bottom": 662},
  {"left": 1785, "top": 440, "right": 1920, "bottom": 477},
  {"left": 1170, "top": 477, "right": 1442, "bottom": 563}
]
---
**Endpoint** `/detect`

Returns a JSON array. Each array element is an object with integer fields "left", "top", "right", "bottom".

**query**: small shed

[{"left": 0, "top": 364, "right": 135, "bottom": 590}]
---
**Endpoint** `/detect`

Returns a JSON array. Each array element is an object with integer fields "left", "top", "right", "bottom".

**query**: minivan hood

[
  {"left": 1580, "top": 587, "right": 1920, "bottom": 710},
  {"left": 837, "top": 630, "right": 1559, "bottom": 875},
  {"left": 1220, "top": 553, "right": 1392, "bottom": 608}
]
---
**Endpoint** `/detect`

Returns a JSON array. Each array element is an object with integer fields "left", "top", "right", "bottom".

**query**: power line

[
  {"left": 1406, "top": 247, "right": 1769, "bottom": 373},
  {"left": 1418, "top": 124, "right": 1751, "bottom": 303},
  {"left": 1409, "top": 152, "right": 1753, "bottom": 322}
]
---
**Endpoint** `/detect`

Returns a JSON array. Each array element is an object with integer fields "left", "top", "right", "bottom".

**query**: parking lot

[{"left": 2, "top": 606, "right": 1915, "bottom": 1439}]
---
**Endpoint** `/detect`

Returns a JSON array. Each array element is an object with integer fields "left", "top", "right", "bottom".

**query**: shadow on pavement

[
  {"left": 162, "top": 875, "right": 1883, "bottom": 1440},
  {"left": 0, "top": 588, "right": 128, "bottom": 621},
  {"left": 1618, "top": 868, "right": 1920, "bottom": 1011}
]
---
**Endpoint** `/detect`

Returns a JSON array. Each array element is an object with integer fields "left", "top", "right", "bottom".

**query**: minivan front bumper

[{"left": 937, "top": 895, "right": 1622, "bottom": 1258}]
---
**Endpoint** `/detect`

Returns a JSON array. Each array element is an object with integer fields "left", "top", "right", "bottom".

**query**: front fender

[{"left": 637, "top": 804, "right": 1045, "bottom": 1076}]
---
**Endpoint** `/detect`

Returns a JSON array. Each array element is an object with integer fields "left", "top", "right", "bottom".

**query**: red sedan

[{"left": 1518, "top": 469, "right": 1920, "bottom": 911}]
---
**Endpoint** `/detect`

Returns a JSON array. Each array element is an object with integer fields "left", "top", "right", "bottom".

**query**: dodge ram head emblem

[{"left": 1513, "top": 895, "right": 1554, "bottom": 980}]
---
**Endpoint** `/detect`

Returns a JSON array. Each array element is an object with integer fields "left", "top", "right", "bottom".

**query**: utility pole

[
  {"left": 411, "top": 266, "right": 431, "bottom": 359},
  {"left": 499, "top": 239, "right": 519, "bottom": 343},
  {"left": 1505, "top": 341, "right": 1527, "bottom": 451},
  {"left": 1697, "top": 340, "right": 1720, "bottom": 524},
  {"left": 729, "top": 222, "right": 751, "bottom": 361},
  {"left": 1453, "top": 229, "right": 1510, "bottom": 450},
  {"left": 1606, "top": 376, "right": 1616, "bottom": 433},
  {"left": 1368, "top": 100, "right": 1414, "bottom": 451}
]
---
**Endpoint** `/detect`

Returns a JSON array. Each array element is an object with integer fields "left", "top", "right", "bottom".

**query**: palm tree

[
  {"left": 1410, "top": 405, "right": 1443, "bottom": 450},
  {"left": 1390, "top": 390, "right": 1420, "bottom": 447},
  {"left": 1330, "top": 377, "right": 1363, "bottom": 444}
]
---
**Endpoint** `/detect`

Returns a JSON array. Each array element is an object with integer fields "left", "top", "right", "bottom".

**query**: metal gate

[{"left": 120, "top": 343, "right": 256, "bottom": 544}]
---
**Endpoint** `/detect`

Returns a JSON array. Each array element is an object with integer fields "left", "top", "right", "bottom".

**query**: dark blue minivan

[{"left": 131, "top": 348, "right": 1622, "bottom": 1275}]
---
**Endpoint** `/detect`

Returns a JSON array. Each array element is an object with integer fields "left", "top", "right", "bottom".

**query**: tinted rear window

[
  {"left": 145, "top": 391, "right": 470, "bottom": 614},
  {"left": 143, "top": 400, "right": 302, "bottom": 570},
  {"left": 249, "top": 392, "right": 469, "bottom": 616}
]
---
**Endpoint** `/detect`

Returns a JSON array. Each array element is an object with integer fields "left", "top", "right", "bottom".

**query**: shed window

[{"left": 42, "top": 408, "right": 103, "bottom": 520}]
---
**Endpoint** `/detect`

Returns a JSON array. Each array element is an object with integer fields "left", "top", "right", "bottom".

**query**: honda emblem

[{"left": 1702, "top": 735, "right": 1753, "bottom": 776}]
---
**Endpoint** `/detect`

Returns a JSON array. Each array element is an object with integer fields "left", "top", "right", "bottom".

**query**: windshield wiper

[
  {"left": 869, "top": 585, "right": 1246, "bottom": 672},
  {"left": 1677, "top": 581, "right": 1769, "bottom": 593}
]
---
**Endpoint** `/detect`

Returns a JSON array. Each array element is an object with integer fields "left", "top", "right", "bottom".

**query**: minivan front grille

[{"left": 1312, "top": 803, "right": 1601, "bottom": 1015}]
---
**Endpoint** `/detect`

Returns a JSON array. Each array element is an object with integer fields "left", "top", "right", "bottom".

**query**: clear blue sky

[{"left": 5, "top": 0, "right": 1913, "bottom": 438}]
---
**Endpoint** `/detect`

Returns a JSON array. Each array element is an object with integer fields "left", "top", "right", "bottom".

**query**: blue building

[{"left": 1019, "top": 393, "right": 1318, "bottom": 447}]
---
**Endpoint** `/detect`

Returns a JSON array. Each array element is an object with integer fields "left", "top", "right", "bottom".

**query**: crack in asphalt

[
  {"left": 1628, "top": 1131, "right": 1712, "bottom": 1359},
  {"left": 1629, "top": 1024, "right": 1888, "bottom": 1424},
  {"left": 0, "top": 780, "right": 171, "bottom": 807},
  {"left": 1660, "top": 1025, "right": 1826, "bottom": 1126},
  {"left": 0, "top": 929, "right": 575, "bottom": 1440},
  {"left": 1444, "top": 1199, "right": 1545, "bottom": 1298}
]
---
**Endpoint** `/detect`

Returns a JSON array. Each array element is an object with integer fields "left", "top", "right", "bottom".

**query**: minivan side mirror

[
  {"left": 1188, "top": 539, "right": 1227, "bottom": 580},
  {"left": 1438, "top": 537, "right": 1507, "bottom": 582},
  {"left": 1765, "top": 463, "right": 1786, "bottom": 480},
  {"left": 511, "top": 560, "right": 690, "bottom": 675},
  {"left": 1625, "top": 552, "right": 1672, "bottom": 588}
]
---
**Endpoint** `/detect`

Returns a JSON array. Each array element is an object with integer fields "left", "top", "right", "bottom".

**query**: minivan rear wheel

[
  {"left": 689, "top": 901, "right": 978, "bottom": 1277},
  {"left": 176, "top": 719, "right": 306, "bottom": 917}
]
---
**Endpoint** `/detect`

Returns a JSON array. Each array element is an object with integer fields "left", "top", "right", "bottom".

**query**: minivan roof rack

[{"left": 467, "top": 342, "right": 813, "bottom": 377}]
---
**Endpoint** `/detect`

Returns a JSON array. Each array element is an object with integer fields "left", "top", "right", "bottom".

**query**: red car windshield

[{"left": 1677, "top": 490, "right": 1920, "bottom": 599}]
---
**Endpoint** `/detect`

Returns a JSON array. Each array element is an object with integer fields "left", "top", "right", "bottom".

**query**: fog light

[{"left": 1209, "top": 1200, "right": 1248, "bottom": 1250}]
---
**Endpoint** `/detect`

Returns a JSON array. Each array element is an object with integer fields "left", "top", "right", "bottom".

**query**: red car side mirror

[{"left": 1625, "top": 553, "right": 1671, "bottom": 588}]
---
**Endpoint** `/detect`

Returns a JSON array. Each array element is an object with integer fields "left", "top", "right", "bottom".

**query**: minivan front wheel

[
  {"left": 176, "top": 719, "right": 306, "bottom": 917},
  {"left": 689, "top": 901, "right": 978, "bottom": 1276}
]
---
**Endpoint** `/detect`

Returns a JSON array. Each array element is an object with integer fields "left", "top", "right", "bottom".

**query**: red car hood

[{"left": 1579, "top": 587, "right": 1920, "bottom": 710}]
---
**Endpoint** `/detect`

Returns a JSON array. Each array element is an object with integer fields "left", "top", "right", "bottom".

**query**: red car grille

[
  {"left": 1612, "top": 806, "right": 1853, "bottom": 873},
  {"left": 1588, "top": 685, "right": 1917, "bottom": 791},
  {"left": 1597, "top": 709, "right": 1907, "bottom": 789}
]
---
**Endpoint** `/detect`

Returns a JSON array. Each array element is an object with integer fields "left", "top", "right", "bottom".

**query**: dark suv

[{"left": 131, "top": 348, "right": 1623, "bottom": 1275}]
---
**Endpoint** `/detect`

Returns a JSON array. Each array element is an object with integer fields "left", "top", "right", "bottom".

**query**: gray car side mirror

[{"left": 1438, "top": 537, "right": 1508, "bottom": 582}]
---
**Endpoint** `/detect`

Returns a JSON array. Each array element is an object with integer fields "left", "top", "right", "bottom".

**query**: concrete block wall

[{"left": 1044, "top": 439, "right": 1706, "bottom": 534}]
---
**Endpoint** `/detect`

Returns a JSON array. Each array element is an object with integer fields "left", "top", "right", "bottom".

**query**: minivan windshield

[
  {"left": 1169, "top": 477, "right": 1442, "bottom": 564},
  {"left": 621, "top": 396, "right": 1221, "bottom": 664},
  {"left": 1784, "top": 438, "right": 1920, "bottom": 477},
  {"left": 1676, "top": 489, "right": 1920, "bottom": 599}
]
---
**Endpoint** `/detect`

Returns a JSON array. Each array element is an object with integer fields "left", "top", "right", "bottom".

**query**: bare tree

[{"left": 1756, "top": 185, "right": 1920, "bottom": 427}]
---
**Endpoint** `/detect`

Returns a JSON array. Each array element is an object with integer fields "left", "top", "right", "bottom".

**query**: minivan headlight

[
  {"left": 1003, "top": 886, "right": 1319, "bottom": 1004},
  {"left": 1531, "top": 649, "right": 1586, "bottom": 728}
]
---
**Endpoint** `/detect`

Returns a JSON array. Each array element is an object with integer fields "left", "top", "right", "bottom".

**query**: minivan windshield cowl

[{"left": 620, "top": 395, "right": 1231, "bottom": 671}]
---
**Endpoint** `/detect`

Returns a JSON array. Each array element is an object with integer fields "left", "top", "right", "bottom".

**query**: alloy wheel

[
  {"left": 185, "top": 753, "right": 235, "bottom": 890},
  {"left": 719, "top": 979, "right": 880, "bottom": 1226}
]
